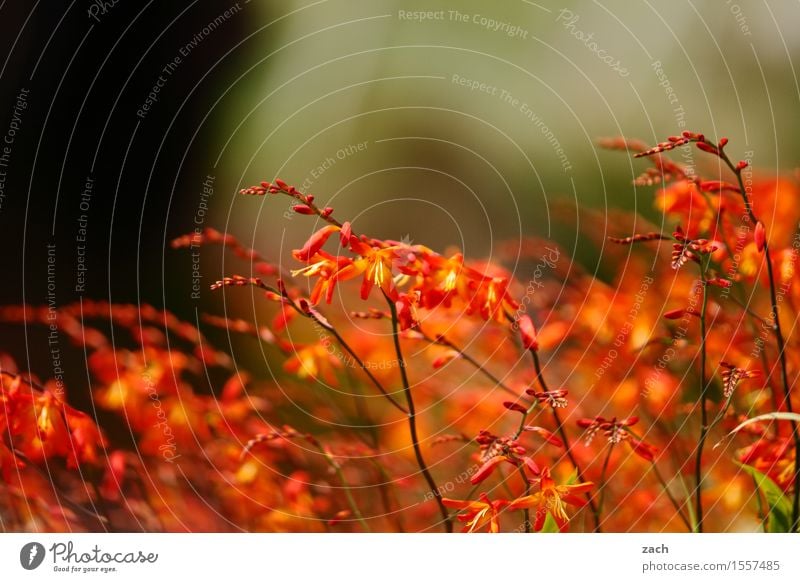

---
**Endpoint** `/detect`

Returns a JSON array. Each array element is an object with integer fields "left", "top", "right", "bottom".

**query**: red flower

[
  {"left": 517, "top": 315, "right": 539, "bottom": 351},
  {"left": 577, "top": 416, "right": 656, "bottom": 461},
  {"left": 719, "top": 361, "right": 761, "bottom": 398},
  {"left": 471, "top": 431, "right": 538, "bottom": 484},
  {"left": 292, "top": 225, "right": 341, "bottom": 262},
  {"left": 339, "top": 240, "right": 400, "bottom": 300},
  {"left": 508, "top": 467, "right": 594, "bottom": 532},
  {"left": 291, "top": 252, "right": 354, "bottom": 304},
  {"left": 527, "top": 388, "right": 568, "bottom": 408},
  {"left": 442, "top": 493, "right": 508, "bottom": 533},
  {"left": 754, "top": 221, "right": 766, "bottom": 252}
]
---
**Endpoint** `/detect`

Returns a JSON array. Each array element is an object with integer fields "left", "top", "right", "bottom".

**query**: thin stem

[
  {"left": 517, "top": 465, "right": 531, "bottom": 533},
  {"left": 597, "top": 443, "right": 614, "bottom": 520},
  {"left": 694, "top": 262, "right": 710, "bottom": 533},
  {"left": 384, "top": 293, "right": 453, "bottom": 532},
  {"left": 530, "top": 350, "right": 601, "bottom": 532},
  {"left": 650, "top": 461, "right": 692, "bottom": 531},
  {"left": 323, "top": 323, "right": 408, "bottom": 414},
  {"left": 419, "top": 329, "right": 520, "bottom": 398},
  {"left": 314, "top": 445, "right": 370, "bottom": 532},
  {"left": 727, "top": 293, "right": 772, "bottom": 327}
]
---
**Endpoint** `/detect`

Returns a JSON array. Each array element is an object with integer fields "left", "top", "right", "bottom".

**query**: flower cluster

[{"left": 1, "top": 129, "right": 798, "bottom": 533}]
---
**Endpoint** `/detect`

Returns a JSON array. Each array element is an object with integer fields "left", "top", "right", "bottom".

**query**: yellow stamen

[{"left": 444, "top": 269, "right": 458, "bottom": 292}]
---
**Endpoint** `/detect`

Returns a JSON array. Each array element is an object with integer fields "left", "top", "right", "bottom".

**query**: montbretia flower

[
  {"left": 465, "top": 275, "right": 518, "bottom": 322},
  {"left": 719, "top": 361, "right": 761, "bottom": 398},
  {"left": 527, "top": 388, "right": 568, "bottom": 408},
  {"left": 472, "top": 430, "right": 539, "bottom": 484},
  {"left": 577, "top": 416, "right": 656, "bottom": 461},
  {"left": 442, "top": 493, "right": 509, "bottom": 533},
  {"left": 508, "top": 467, "right": 594, "bottom": 532},
  {"left": 394, "top": 292, "right": 420, "bottom": 331},
  {"left": 341, "top": 239, "right": 400, "bottom": 300},
  {"left": 671, "top": 226, "right": 718, "bottom": 270},
  {"left": 292, "top": 225, "right": 341, "bottom": 262},
  {"left": 290, "top": 252, "right": 354, "bottom": 304},
  {"left": 633, "top": 135, "right": 691, "bottom": 158}
]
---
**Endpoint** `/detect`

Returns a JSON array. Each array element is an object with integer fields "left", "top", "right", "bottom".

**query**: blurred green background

[{"left": 214, "top": 0, "right": 800, "bottom": 265}]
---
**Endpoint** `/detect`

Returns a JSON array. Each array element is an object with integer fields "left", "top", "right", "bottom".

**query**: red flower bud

[
  {"left": 517, "top": 315, "right": 539, "bottom": 352},
  {"left": 706, "top": 277, "right": 732, "bottom": 289},
  {"left": 754, "top": 221, "right": 766, "bottom": 252},
  {"left": 471, "top": 455, "right": 509, "bottom": 485},
  {"left": 339, "top": 221, "right": 352, "bottom": 246},
  {"left": 275, "top": 178, "right": 289, "bottom": 190},
  {"left": 292, "top": 204, "right": 315, "bottom": 215},
  {"left": 523, "top": 426, "right": 564, "bottom": 448},
  {"left": 663, "top": 309, "right": 685, "bottom": 320},
  {"left": 696, "top": 142, "right": 718, "bottom": 155},
  {"left": 503, "top": 401, "right": 528, "bottom": 414},
  {"left": 629, "top": 437, "right": 657, "bottom": 462}
]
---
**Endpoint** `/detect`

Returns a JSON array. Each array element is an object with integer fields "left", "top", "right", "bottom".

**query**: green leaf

[
  {"left": 736, "top": 462, "right": 793, "bottom": 533},
  {"left": 564, "top": 468, "right": 579, "bottom": 486},
  {"left": 539, "top": 511, "right": 559, "bottom": 533}
]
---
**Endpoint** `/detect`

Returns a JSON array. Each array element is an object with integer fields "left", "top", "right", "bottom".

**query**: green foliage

[{"left": 736, "top": 463, "right": 793, "bottom": 533}]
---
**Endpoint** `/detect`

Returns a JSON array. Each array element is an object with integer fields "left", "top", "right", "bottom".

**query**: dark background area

[{"left": 0, "top": 2, "right": 263, "bottom": 308}]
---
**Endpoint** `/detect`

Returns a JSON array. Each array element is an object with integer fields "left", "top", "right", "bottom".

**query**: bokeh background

[{"left": 1, "top": 0, "right": 799, "bottom": 421}]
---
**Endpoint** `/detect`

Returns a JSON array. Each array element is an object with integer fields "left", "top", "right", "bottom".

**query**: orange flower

[
  {"left": 508, "top": 467, "right": 594, "bottom": 531},
  {"left": 337, "top": 239, "right": 400, "bottom": 300},
  {"left": 442, "top": 493, "right": 508, "bottom": 533},
  {"left": 291, "top": 252, "right": 353, "bottom": 304},
  {"left": 465, "top": 275, "right": 517, "bottom": 322}
]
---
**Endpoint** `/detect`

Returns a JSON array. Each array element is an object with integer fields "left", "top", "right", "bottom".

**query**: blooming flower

[
  {"left": 442, "top": 493, "right": 508, "bottom": 533},
  {"left": 719, "top": 361, "right": 761, "bottom": 398},
  {"left": 577, "top": 416, "right": 657, "bottom": 461},
  {"left": 508, "top": 467, "right": 594, "bottom": 532},
  {"left": 527, "top": 388, "right": 568, "bottom": 408}
]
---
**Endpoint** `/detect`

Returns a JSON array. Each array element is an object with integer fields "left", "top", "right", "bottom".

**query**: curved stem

[
  {"left": 530, "top": 350, "right": 602, "bottom": 532},
  {"left": 323, "top": 323, "right": 408, "bottom": 414},
  {"left": 384, "top": 294, "right": 453, "bottom": 532}
]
